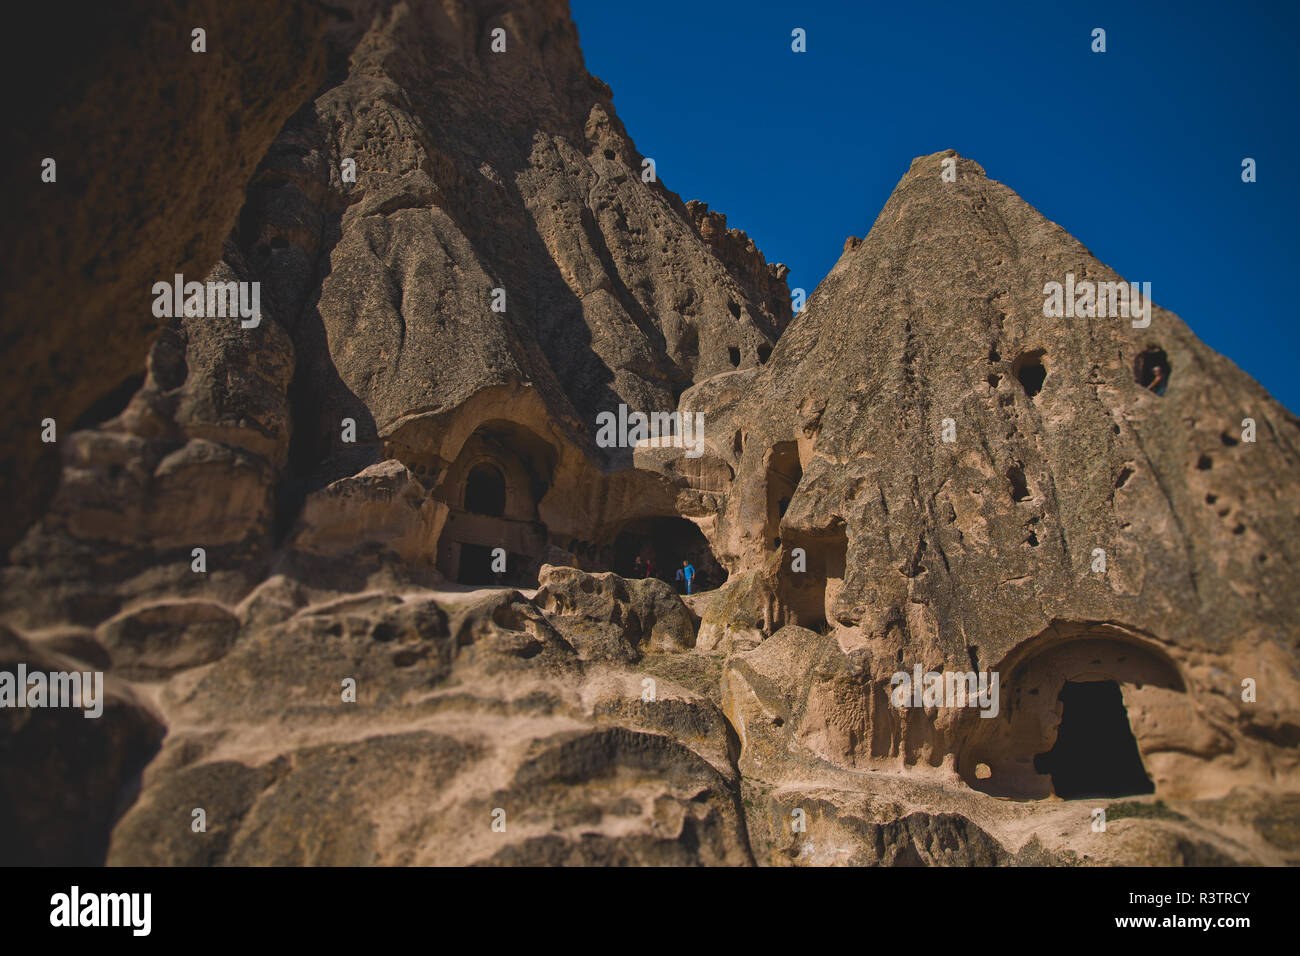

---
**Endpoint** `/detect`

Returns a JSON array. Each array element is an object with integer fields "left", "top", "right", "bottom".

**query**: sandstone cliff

[
  {"left": 2, "top": 1, "right": 1296, "bottom": 867},
  {"left": 691, "top": 154, "right": 1300, "bottom": 860}
]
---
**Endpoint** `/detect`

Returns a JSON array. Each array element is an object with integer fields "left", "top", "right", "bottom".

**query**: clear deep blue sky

[{"left": 570, "top": 0, "right": 1299, "bottom": 413}]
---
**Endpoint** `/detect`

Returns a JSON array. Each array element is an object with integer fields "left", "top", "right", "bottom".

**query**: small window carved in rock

[
  {"left": 1135, "top": 346, "right": 1170, "bottom": 395},
  {"left": 1012, "top": 349, "right": 1047, "bottom": 397},
  {"left": 1007, "top": 464, "right": 1030, "bottom": 502}
]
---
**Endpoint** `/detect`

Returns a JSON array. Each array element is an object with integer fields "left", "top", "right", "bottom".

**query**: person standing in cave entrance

[
  {"left": 1147, "top": 363, "right": 1167, "bottom": 395},
  {"left": 644, "top": 556, "right": 656, "bottom": 580},
  {"left": 674, "top": 564, "right": 684, "bottom": 592},
  {"left": 632, "top": 555, "right": 643, "bottom": 578},
  {"left": 682, "top": 560, "right": 696, "bottom": 595}
]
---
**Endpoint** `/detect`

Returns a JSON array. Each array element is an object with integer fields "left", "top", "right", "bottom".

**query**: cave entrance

[
  {"left": 1032, "top": 680, "right": 1154, "bottom": 799},
  {"left": 611, "top": 516, "right": 726, "bottom": 592},
  {"left": 453, "top": 543, "right": 530, "bottom": 587},
  {"left": 1134, "top": 346, "right": 1170, "bottom": 395},
  {"left": 765, "top": 442, "right": 802, "bottom": 548},
  {"left": 433, "top": 420, "right": 557, "bottom": 587},
  {"left": 955, "top": 622, "right": 1186, "bottom": 800}
]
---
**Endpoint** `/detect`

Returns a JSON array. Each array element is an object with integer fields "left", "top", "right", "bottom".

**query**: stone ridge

[{"left": 685, "top": 200, "right": 792, "bottom": 340}]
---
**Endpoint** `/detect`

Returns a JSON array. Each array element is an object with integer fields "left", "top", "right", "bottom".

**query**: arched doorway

[
  {"left": 433, "top": 420, "right": 558, "bottom": 587},
  {"left": 464, "top": 463, "right": 506, "bottom": 516}
]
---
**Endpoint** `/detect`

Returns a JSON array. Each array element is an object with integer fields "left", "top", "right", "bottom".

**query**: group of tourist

[{"left": 631, "top": 555, "right": 698, "bottom": 595}]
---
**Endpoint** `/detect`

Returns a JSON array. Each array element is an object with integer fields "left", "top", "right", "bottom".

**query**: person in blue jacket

[{"left": 682, "top": 560, "right": 696, "bottom": 595}]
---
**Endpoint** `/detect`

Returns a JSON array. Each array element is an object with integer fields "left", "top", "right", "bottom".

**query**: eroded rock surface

[
  {"left": 3, "top": 0, "right": 1297, "bottom": 866},
  {"left": 689, "top": 152, "right": 1300, "bottom": 825},
  {"left": 103, "top": 574, "right": 751, "bottom": 866}
]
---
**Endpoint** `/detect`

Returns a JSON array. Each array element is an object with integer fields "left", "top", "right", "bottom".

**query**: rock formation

[
  {"left": 2, "top": 0, "right": 1297, "bottom": 866},
  {"left": 0, "top": 0, "right": 335, "bottom": 555}
]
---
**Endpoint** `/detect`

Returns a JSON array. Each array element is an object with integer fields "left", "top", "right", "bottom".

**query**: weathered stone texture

[{"left": 3, "top": 3, "right": 1297, "bottom": 866}]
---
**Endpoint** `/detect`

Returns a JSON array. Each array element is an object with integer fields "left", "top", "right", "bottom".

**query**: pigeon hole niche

[
  {"left": 956, "top": 621, "right": 1185, "bottom": 800},
  {"left": 433, "top": 420, "right": 556, "bottom": 587},
  {"left": 607, "top": 516, "right": 726, "bottom": 591}
]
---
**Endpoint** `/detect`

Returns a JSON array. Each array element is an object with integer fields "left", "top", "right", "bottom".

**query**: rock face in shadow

[
  {"left": 2, "top": 1, "right": 1298, "bottom": 866},
  {"left": 0, "top": 0, "right": 336, "bottom": 554},
  {"left": 1, "top": 292, "right": 298, "bottom": 626},
  {"left": 230, "top": 0, "right": 789, "bottom": 495},
  {"left": 0, "top": 626, "right": 165, "bottom": 865}
]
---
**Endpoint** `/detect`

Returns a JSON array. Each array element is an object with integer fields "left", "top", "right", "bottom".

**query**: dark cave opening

[
  {"left": 611, "top": 516, "right": 726, "bottom": 592},
  {"left": 1033, "top": 680, "right": 1154, "bottom": 800},
  {"left": 72, "top": 372, "right": 145, "bottom": 430},
  {"left": 455, "top": 543, "right": 528, "bottom": 586},
  {"left": 727, "top": 346, "right": 741, "bottom": 367},
  {"left": 457, "top": 543, "right": 498, "bottom": 585},
  {"left": 1007, "top": 464, "right": 1030, "bottom": 502},
  {"left": 1012, "top": 349, "right": 1046, "bottom": 397},
  {"left": 464, "top": 463, "right": 506, "bottom": 516},
  {"left": 765, "top": 442, "right": 802, "bottom": 547}
]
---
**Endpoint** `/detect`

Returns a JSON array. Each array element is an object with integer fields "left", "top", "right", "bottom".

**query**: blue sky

[{"left": 570, "top": 0, "right": 1299, "bottom": 412}]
